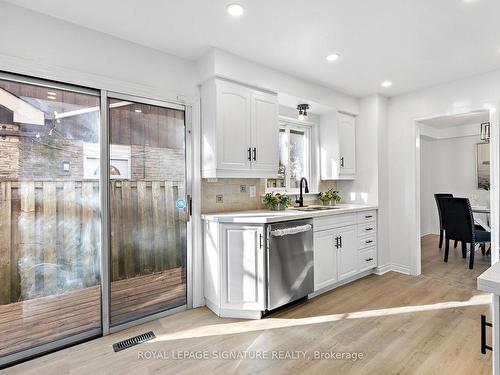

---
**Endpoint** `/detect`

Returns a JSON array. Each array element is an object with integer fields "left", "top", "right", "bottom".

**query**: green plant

[
  {"left": 263, "top": 192, "right": 291, "bottom": 210},
  {"left": 318, "top": 189, "right": 341, "bottom": 203}
]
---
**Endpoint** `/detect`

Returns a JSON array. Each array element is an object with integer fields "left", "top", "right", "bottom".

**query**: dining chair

[
  {"left": 440, "top": 197, "right": 491, "bottom": 269},
  {"left": 434, "top": 193, "right": 453, "bottom": 248}
]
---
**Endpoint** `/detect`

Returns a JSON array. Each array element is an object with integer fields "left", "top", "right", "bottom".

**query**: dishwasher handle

[{"left": 270, "top": 224, "right": 313, "bottom": 237}]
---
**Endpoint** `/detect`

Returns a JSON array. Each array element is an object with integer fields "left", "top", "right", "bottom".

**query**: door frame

[
  {"left": 413, "top": 105, "right": 499, "bottom": 276},
  {"left": 102, "top": 91, "right": 193, "bottom": 334}
]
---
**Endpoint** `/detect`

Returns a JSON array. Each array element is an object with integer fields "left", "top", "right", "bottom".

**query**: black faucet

[{"left": 296, "top": 177, "right": 309, "bottom": 207}]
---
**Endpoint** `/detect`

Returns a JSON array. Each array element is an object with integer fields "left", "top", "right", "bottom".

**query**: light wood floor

[{"left": 5, "top": 235, "right": 492, "bottom": 374}]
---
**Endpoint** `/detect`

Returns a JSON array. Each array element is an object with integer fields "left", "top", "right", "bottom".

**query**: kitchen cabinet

[
  {"left": 203, "top": 221, "right": 265, "bottom": 319},
  {"left": 319, "top": 111, "right": 356, "bottom": 180},
  {"left": 336, "top": 225, "right": 358, "bottom": 281},
  {"left": 313, "top": 229, "right": 338, "bottom": 290},
  {"left": 312, "top": 210, "right": 377, "bottom": 293},
  {"left": 201, "top": 78, "right": 279, "bottom": 178},
  {"left": 338, "top": 112, "right": 356, "bottom": 177}
]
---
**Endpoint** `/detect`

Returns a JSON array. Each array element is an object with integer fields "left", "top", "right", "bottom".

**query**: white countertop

[
  {"left": 201, "top": 204, "right": 378, "bottom": 224},
  {"left": 478, "top": 261, "right": 500, "bottom": 294}
]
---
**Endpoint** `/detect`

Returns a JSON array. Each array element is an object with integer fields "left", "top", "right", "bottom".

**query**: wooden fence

[{"left": 0, "top": 180, "right": 185, "bottom": 305}]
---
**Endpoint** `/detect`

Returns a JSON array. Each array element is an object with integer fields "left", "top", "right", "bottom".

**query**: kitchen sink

[{"left": 293, "top": 206, "right": 341, "bottom": 211}]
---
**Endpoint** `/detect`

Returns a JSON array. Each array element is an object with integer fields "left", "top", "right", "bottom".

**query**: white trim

[{"left": 374, "top": 263, "right": 411, "bottom": 275}]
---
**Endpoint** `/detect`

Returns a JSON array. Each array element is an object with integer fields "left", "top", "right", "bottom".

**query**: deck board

[{"left": 0, "top": 267, "right": 186, "bottom": 357}]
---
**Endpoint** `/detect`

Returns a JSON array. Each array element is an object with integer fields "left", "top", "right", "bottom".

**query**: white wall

[
  {"left": 337, "top": 95, "right": 386, "bottom": 206},
  {"left": 420, "top": 134, "right": 489, "bottom": 235},
  {"left": 335, "top": 94, "right": 390, "bottom": 271},
  {"left": 198, "top": 48, "right": 359, "bottom": 115},
  {"left": 0, "top": 1, "right": 198, "bottom": 102},
  {"left": 387, "top": 69, "right": 500, "bottom": 274}
]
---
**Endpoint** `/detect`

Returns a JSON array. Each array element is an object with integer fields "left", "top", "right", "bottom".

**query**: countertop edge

[
  {"left": 477, "top": 260, "right": 500, "bottom": 294},
  {"left": 201, "top": 205, "right": 378, "bottom": 224}
]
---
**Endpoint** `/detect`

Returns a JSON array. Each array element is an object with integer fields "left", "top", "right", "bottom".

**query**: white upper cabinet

[
  {"left": 217, "top": 81, "right": 252, "bottom": 171},
  {"left": 338, "top": 112, "right": 356, "bottom": 178},
  {"left": 319, "top": 111, "right": 356, "bottom": 180},
  {"left": 319, "top": 111, "right": 341, "bottom": 180},
  {"left": 251, "top": 91, "right": 279, "bottom": 172},
  {"left": 201, "top": 78, "right": 279, "bottom": 178}
]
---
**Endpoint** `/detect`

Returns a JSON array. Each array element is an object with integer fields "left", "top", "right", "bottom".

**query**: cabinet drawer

[
  {"left": 357, "top": 210, "right": 376, "bottom": 223},
  {"left": 359, "top": 235, "right": 376, "bottom": 250},
  {"left": 313, "top": 213, "right": 356, "bottom": 232},
  {"left": 358, "top": 247, "right": 377, "bottom": 272},
  {"left": 358, "top": 222, "right": 377, "bottom": 237}
]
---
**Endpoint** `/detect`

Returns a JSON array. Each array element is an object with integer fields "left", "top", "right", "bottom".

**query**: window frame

[{"left": 267, "top": 117, "right": 313, "bottom": 194}]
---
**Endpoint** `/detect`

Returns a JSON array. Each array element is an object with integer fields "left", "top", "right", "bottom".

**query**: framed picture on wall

[{"left": 476, "top": 142, "right": 490, "bottom": 191}]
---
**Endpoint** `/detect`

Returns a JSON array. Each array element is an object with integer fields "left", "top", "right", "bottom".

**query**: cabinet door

[
  {"left": 338, "top": 113, "right": 356, "bottom": 177},
  {"left": 313, "top": 229, "right": 338, "bottom": 291},
  {"left": 319, "top": 111, "right": 340, "bottom": 180},
  {"left": 337, "top": 225, "right": 358, "bottom": 281},
  {"left": 216, "top": 80, "right": 252, "bottom": 171},
  {"left": 220, "top": 224, "right": 265, "bottom": 310},
  {"left": 251, "top": 91, "right": 279, "bottom": 173}
]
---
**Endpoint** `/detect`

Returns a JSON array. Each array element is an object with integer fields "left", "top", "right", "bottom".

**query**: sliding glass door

[
  {"left": 107, "top": 95, "right": 187, "bottom": 327},
  {"left": 0, "top": 74, "right": 190, "bottom": 366},
  {"left": 0, "top": 75, "right": 102, "bottom": 363}
]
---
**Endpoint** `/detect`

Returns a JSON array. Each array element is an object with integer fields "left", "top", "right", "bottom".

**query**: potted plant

[
  {"left": 318, "top": 189, "right": 341, "bottom": 206},
  {"left": 263, "top": 192, "right": 291, "bottom": 211}
]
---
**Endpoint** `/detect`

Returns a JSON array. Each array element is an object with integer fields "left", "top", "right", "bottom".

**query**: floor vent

[{"left": 112, "top": 331, "right": 156, "bottom": 352}]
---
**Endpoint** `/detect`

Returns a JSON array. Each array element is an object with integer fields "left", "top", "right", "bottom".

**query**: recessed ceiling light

[
  {"left": 381, "top": 80, "right": 393, "bottom": 88},
  {"left": 326, "top": 53, "right": 339, "bottom": 62},
  {"left": 226, "top": 3, "right": 244, "bottom": 17}
]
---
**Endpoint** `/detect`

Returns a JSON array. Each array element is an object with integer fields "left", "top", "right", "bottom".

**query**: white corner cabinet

[
  {"left": 313, "top": 210, "right": 377, "bottom": 293},
  {"left": 319, "top": 111, "right": 356, "bottom": 180},
  {"left": 203, "top": 221, "right": 266, "bottom": 319},
  {"left": 200, "top": 78, "right": 279, "bottom": 178}
]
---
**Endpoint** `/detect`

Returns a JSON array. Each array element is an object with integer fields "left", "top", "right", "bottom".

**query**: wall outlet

[
  {"left": 216, "top": 194, "right": 223, "bottom": 203},
  {"left": 249, "top": 186, "right": 256, "bottom": 198},
  {"left": 240, "top": 185, "right": 247, "bottom": 193}
]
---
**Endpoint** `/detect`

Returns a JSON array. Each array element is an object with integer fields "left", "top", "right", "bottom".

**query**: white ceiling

[
  {"left": 6, "top": 0, "right": 500, "bottom": 97},
  {"left": 420, "top": 110, "right": 489, "bottom": 128}
]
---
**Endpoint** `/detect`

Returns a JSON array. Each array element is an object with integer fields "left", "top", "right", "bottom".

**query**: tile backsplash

[
  {"left": 201, "top": 178, "right": 338, "bottom": 214},
  {"left": 201, "top": 178, "right": 266, "bottom": 213}
]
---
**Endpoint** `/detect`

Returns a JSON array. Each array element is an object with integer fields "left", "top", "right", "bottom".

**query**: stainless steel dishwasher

[{"left": 266, "top": 219, "right": 314, "bottom": 311}]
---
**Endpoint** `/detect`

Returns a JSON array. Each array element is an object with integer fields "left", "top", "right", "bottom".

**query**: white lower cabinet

[
  {"left": 336, "top": 226, "right": 358, "bottom": 281},
  {"left": 313, "top": 210, "right": 377, "bottom": 293},
  {"left": 313, "top": 229, "right": 338, "bottom": 290},
  {"left": 220, "top": 224, "right": 265, "bottom": 311},
  {"left": 203, "top": 221, "right": 265, "bottom": 319}
]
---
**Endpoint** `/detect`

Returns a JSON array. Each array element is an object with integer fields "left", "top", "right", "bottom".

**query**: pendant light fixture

[
  {"left": 480, "top": 122, "right": 490, "bottom": 142},
  {"left": 297, "top": 104, "right": 310, "bottom": 121}
]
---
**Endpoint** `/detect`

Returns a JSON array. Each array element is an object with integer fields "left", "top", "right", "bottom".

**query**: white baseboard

[{"left": 375, "top": 263, "right": 411, "bottom": 275}]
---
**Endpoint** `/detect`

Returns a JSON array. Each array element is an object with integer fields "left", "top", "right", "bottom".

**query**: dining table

[{"left": 472, "top": 205, "right": 490, "bottom": 232}]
